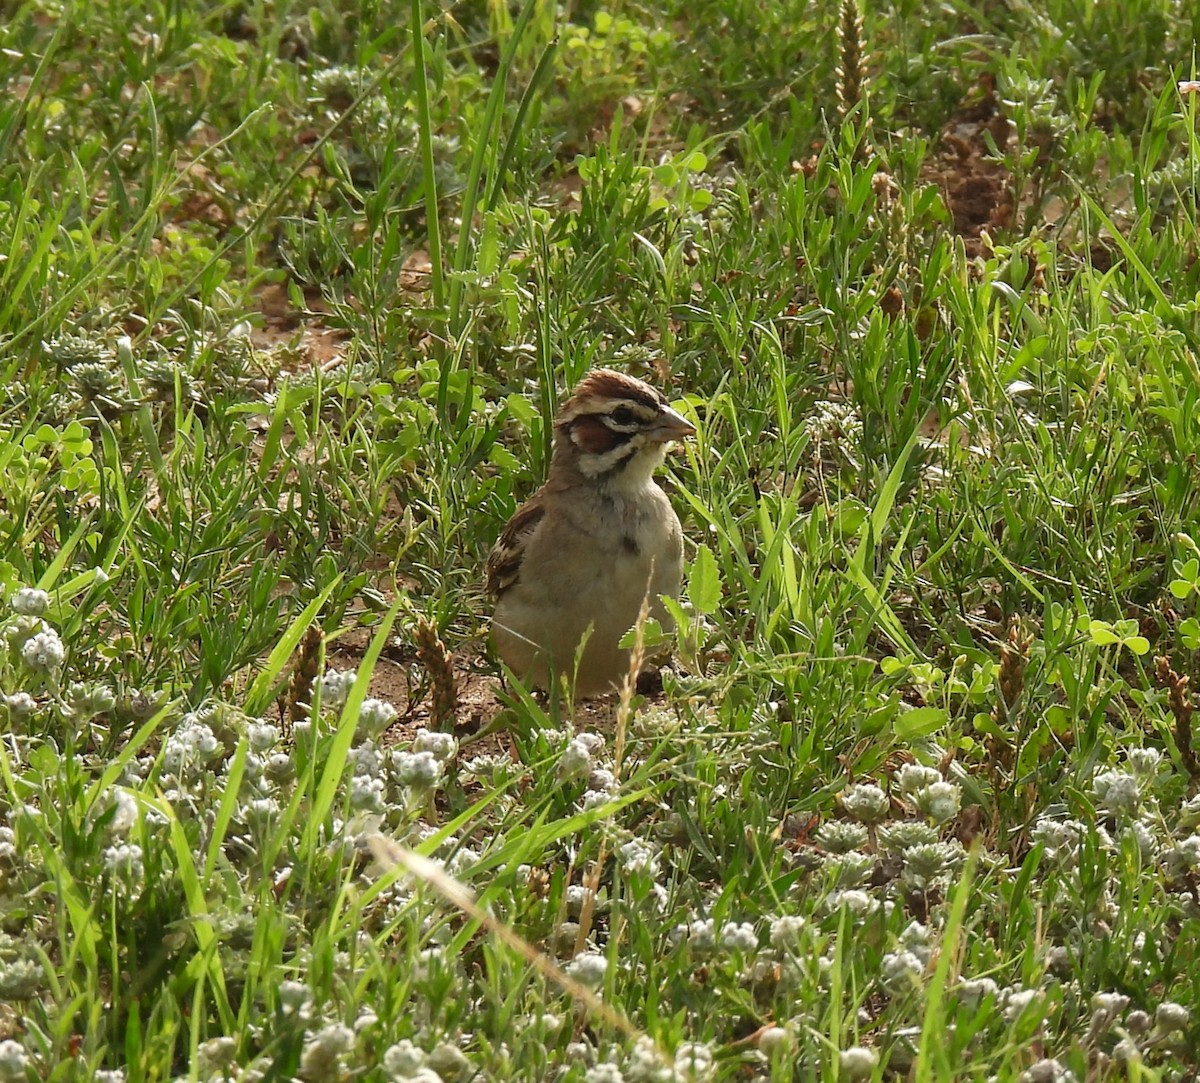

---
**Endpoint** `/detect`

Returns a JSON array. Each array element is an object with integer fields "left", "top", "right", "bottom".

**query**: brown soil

[
  {"left": 252, "top": 282, "right": 349, "bottom": 367},
  {"left": 321, "top": 620, "right": 668, "bottom": 758},
  {"left": 921, "top": 80, "right": 1014, "bottom": 258}
]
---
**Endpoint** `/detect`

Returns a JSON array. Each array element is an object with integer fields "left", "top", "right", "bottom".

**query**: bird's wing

[{"left": 485, "top": 498, "right": 547, "bottom": 598}]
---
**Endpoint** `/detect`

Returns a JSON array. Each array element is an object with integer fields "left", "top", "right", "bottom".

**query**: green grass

[{"left": 2, "top": 0, "right": 1200, "bottom": 1077}]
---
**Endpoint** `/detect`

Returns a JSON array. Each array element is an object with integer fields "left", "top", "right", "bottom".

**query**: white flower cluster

[
  {"left": 897, "top": 764, "right": 961, "bottom": 824},
  {"left": 162, "top": 714, "right": 223, "bottom": 778},
  {"left": 881, "top": 921, "right": 932, "bottom": 993}
]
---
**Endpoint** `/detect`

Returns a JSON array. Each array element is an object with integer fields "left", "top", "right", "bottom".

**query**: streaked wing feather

[{"left": 486, "top": 499, "right": 546, "bottom": 597}]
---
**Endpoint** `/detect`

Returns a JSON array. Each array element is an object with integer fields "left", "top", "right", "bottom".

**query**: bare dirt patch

[
  {"left": 252, "top": 282, "right": 349, "bottom": 368},
  {"left": 922, "top": 80, "right": 1014, "bottom": 257},
  {"left": 322, "top": 621, "right": 670, "bottom": 758}
]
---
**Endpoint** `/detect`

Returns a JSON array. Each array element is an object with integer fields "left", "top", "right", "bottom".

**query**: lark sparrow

[{"left": 487, "top": 368, "right": 696, "bottom": 696}]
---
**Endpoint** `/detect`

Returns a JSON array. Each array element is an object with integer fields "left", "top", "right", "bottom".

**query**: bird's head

[{"left": 552, "top": 369, "right": 696, "bottom": 486}]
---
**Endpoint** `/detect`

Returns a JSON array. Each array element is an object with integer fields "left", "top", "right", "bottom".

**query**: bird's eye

[{"left": 610, "top": 405, "right": 636, "bottom": 426}]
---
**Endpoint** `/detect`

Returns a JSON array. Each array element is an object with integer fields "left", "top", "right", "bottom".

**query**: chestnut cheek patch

[{"left": 570, "top": 416, "right": 624, "bottom": 454}]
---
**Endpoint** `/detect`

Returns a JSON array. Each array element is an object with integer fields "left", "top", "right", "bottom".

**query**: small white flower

[
  {"left": 446, "top": 847, "right": 480, "bottom": 878},
  {"left": 358, "top": 697, "right": 398, "bottom": 737},
  {"left": 393, "top": 750, "right": 443, "bottom": 790},
  {"left": 553, "top": 921, "right": 580, "bottom": 954},
  {"left": 585, "top": 1065, "right": 625, "bottom": 1083},
  {"left": 881, "top": 949, "right": 925, "bottom": 992},
  {"left": 565, "top": 951, "right": 607, "bottom": 988},
  {"left": 316, "top": 668, "right": 357, "bottom": 708},
  {"left": 756, "top": 1026, "right": 790, "bottom": 1055},
  {"left": 896, "top": 764, "right": 942, "bottom": 795},
  {"left": 413, "top": 727, "right": 457, "bottom": 761},
  {"left": 912, "top": 781, "right": 961, "bottom": 824},
  {"left": 398, "top": 1070, "right": 444, "bottom": 1083},
  {"left": 955, "top": 977, "right": 1000, "bottom": 1008},
  {"left": 685, "top": 917, "right": 716, "bottom": 952},
  {"left": 566, "top": 1042, "right": 595, "bottom": 1064},
  {"left": 1031, "top": 817, "right": 1086, "bottom": 864},
  {"left": 383, "top": 1039, "right": 426, "bottom": 1076},
  {"left": 1088, "top": 991, "right": 1129, "bottom": 1033},
  {"left": 10, "top": 588, "right": 49, "bottom": 616},
  {"left": 899, "top": 921, "right": 933, "bottom": 964},
  {"left": 66, "top": 681, "right": 115, "bottom": 718},
  {"left": 1112, "top": 1038, "right": 1140, "bottom": 1064},
  {"left": 575, "top": 732, "right": 605, "bottom": 755},
  {"left": 349, "top": 774, "right": 386, "bottom": 812},
  {"left": 429, "top": 1042, "right": 470, "bottom": 1083},
  {"left": 719, "top": 921, "right": 758, "bottom": 953},
  {"left": 0, "top": 956, "right": 42, "bottom": 999},
  {"left": 247, "top": 721, "right": 279, "bottom": 752},
  {"left": 1093, "top": 769, "right": 1140, "bottom": 815},
  {"left": 162, "top": 717, "right": 222, "bottom": 776},
  {"left": 300, "top": 1023, "right": 355, "bottom": 1078},
  {"left": 840, "top": 783, "right": 889, "bottom": 824},
  {"left": 279, "top": 980, "right": 311, "bottom": 1018},
  {"left": 1019, "top": 1059, "right": 1077, "bottom": 1083},
  {"left": 1126, "top": 747, "right": 1162, "bottom": 776},
  {"left": 838, "top": 1045, "right": 878, "bottom": 1079},
  {"left": 589, "top": 768, "right": 618, "bottom": 793},
  {"left": 0, "top": 1040, "right": 28, "bottom": 1081},
  {"left": 265, "top": 751, "right": 295, "bottom": 783},
  {"left": 1127, "top": 820, "right": 1158, "bottom": 862},
  {"left": 566, "top": 884, "right": 595, "bottom": 917},
  {"left": 197, "top": 1036, "right": 237, "bottom": 1072},
  {"left": 626, "top": 1036, "right": 672, "bottom": 1083},
  {"left": 3, "top": 692, "right": 36, "bottom": 716},
  {"left": 580, "top": 788, "right": 615, "bottom": 811},
  {"left": 1155, "top": 1001, "right": 1190, "bottom": 1030},
  {"left": 673, "top": 1041, "right": 714, "bottom": 1081},
  {"left": 558, "top": 737, "right": 594, "bottom": 780},
  {"left": 1003, "top": 987, "right": 1041, "bottom": 1023},
  {"left": 1125, "top": 1009, "right": 1152, "bottom": 1034},
  {"left": 108, "top": 788, "right": 140, "bottom": 835},
  {"left": 617, "top": 839, "right": 659, "bottom": 877},
  {"left": 825, "top": 889, "right": 880, "bottom": 917},
  {"left": 21, "top": 628, "right": 65, "bottom": 671},
  {"left": 769, "top": 914, "right": 807, "bottom": 950},
  {"left": 103, "top": 843, "right": 144, "bottom": 881},
  {"left": 350, "top": 742, "right": 382, "bottom": 776}
]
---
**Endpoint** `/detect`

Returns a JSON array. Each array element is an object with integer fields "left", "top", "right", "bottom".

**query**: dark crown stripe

[{"left": 561, "top": 369, "right": 663, "bottom": 417}]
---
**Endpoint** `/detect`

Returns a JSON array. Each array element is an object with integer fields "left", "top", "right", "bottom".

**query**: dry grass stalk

[
  {"left": 414, "top": 616, "right": 458, "bottom": 731},
  {"left": 836, "top": 0, "right": 865, "bottom": 121},
  {"left": 1155, "top": 655, "right": 1197, "bottom": 776},
  {"left": 286, "top": 624, "right": 323, "bottom": 728},
  {"left": 367, "top": 836, "right": 644, "bottom": 1041},
  {"left": 573, "top": 592, "right": 654, "bottom": 964}
]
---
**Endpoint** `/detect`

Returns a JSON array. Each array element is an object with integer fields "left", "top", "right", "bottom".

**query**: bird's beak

[{"left": 648, "top": 405, "right": 697, "bottom": 442}]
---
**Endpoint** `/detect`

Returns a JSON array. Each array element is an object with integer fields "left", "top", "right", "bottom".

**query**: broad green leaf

[
  {"left": 688, "top": 542, "right": 721, "bottom": 615},
  {"left": 1087, "top": 621, "right": 1120, "bottom": 646},
  {"left": 893, "top": 705, "right": 949, "bottom": 739},
  {"left": 1170, "top": 579, "right": 1195, "bottom": 599},
  {"left": 619, "top": 617, "right": 667, "bottom": 650}
]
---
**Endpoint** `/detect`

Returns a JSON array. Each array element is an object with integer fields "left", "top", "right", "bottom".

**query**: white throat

[{"left": 595, "top": 442, "right": 668, "bottom": 494}]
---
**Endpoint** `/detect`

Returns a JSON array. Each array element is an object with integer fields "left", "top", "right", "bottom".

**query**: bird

[{"left": 487, "top": 368, "right": 696, "bottom": 697}]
